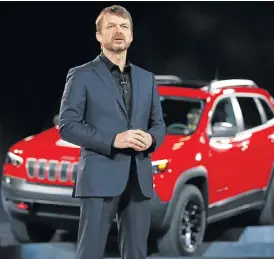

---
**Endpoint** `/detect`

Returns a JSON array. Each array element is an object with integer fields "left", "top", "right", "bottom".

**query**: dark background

[{"left": 1, "top": 1, "right": 274, "bottom": 167}]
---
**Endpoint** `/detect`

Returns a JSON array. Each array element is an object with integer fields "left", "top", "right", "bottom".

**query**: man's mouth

[{"left": 113, "top": 35, "right": 124, "bottom": 41}]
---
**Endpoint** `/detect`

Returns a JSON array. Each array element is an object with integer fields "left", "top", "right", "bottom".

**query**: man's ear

[{"left": 96, "top": 31, "right": 102, "bottom": 43}]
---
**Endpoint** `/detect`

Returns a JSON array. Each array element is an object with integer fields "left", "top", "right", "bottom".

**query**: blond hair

[{"left": 95, "top": 5, "right": 133, "bottom": 32}]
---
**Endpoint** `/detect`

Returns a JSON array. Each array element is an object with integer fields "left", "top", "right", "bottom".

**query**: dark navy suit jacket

[{"left": 59, "top": 56, "right": 166, "bottom": 198}]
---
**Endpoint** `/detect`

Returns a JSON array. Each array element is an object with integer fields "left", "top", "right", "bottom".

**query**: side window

[
  {"left": 237, "top": 97, "right": 262, "bottom": 130},
  {"left": 211, "top": 98, "right": 237, "bottom": 127},
  {"left": 259, "top": 98, "right": 274, "bottom": 121}
]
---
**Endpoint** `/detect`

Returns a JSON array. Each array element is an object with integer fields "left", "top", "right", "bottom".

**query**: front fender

[{"left": 161, "top": 166, "right": 208, "bottom": 228}]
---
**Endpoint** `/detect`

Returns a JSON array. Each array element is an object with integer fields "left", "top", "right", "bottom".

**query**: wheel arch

[
  {"left": 264, "top": 162, "right": 274, "bottom": 200},
  {"left": 161, "top": 166, "right": 208, "bottom": 228}
]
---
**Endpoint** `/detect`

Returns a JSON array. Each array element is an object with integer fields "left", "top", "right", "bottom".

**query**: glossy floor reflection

[
  {"left": 2, "top": 241, "right": 274, "bottom": 259},
  {"left": 0, "top": 243, "right": 216, "bottom": 259},
  {"left": 0, "top": 243, "right": 76, "bottom": 259},
  {"left": 0, "top": 196, "right": 266, "bottom": 259}
]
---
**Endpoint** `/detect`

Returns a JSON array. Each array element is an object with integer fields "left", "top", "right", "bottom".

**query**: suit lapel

[
  {"left": 130, "top": 65, "right": 139, "bottom": 124},
  {"left": 92, "top": 56, "right": 127, "bottom": 118}
]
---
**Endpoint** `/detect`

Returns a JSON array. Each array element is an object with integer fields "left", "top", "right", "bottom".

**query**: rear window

[
  {"left": 258, "top": 98, "right": 274, "bottom": 121},
  {"left": 236, "top": 97, "right": 262, "bottom": 130}
]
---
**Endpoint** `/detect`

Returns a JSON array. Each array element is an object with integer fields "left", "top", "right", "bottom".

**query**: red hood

[
  {"left": 6, "top": 128, "right": 202, "bottom": 187},
  {"left": 10, "top": 127, "right": 198, "bottom": 163},
  {"left": 10, "top": 126, "right": 80, "bottom": 162},
  {"left": 152, "top": 134, "right": 198, "bottom": 161}
]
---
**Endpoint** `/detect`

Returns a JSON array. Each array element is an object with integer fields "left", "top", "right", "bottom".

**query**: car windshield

[{"left": 160, "top": 96, "right": 205, "bottom": 135}]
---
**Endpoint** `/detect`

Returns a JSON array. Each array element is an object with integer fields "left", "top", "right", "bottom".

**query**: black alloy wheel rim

[{"left": 180, "top": 198, "right": 203, "bottom": 250}]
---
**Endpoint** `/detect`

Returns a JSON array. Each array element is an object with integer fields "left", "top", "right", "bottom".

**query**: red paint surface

[{"left": 4, "top": 84, "right": 274, "bottom": 205}]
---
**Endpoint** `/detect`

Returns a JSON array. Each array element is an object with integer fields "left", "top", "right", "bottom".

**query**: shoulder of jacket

[
  {"left": 68, "top": 61, "right": 94, "bottom": 74},
  {"left": 132, "top": 64, "right": 154, "bottom": 76}
]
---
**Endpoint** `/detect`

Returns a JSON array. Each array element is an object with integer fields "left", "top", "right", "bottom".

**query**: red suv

[{"left": 2, "top": 76, "right": 274, "bottom": 256}]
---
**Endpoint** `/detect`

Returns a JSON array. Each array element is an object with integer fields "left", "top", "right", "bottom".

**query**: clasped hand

[{"left": 114, "top": 129, "right": 152, "bottom": 151}]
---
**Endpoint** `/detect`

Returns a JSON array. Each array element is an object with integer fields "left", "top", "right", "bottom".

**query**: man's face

[{"left": 96, "top": 13, "right": 133, "bottom": 52}]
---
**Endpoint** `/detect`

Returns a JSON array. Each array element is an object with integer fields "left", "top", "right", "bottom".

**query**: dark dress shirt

[
  {"left": 99, "top": 52, "right": 155, "bottom": 154},
  {"left": 100, "top": 52, "right": 132, "bottom": 119}
]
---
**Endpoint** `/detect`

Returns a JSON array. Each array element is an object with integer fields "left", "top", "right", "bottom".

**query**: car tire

[
  {"left": 157, "top": 184, "right": 207, "bottom": 256},
  {"left": 10, "top": 217, "right": 56, "bottom": 243}
]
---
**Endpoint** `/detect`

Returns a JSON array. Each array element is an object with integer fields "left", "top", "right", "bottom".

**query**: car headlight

[
  {"left": 5, "top": 151, "right": 24, "bottom": 167},
  {"left": 152, "top": 159, "right": 168, "bottom": 174}
]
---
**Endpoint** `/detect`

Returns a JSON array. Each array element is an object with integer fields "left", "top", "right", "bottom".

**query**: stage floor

[{"left": 1, "top": 187, "right": 273, "bottom": 259}]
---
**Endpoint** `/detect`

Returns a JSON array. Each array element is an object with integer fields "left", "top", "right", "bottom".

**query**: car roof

[{"left": 156, "top": 75, "right": 269, "bottom": 100}]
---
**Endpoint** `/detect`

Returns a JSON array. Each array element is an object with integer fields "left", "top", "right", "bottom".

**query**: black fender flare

[
  {"left": 264, "top": 162, "right": 274, "bottom": 201},
  {"left": 161, "top": 165, "right": 208, "bottom": 228}
]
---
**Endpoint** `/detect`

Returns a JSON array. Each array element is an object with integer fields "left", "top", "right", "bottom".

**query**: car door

[
  {"left": 256, "top": 97, "right": 274, "bottom": 172},
  {"left": 256, "top": 96, "right": 274, "bottom": 188},
  {"left": 206, "top": 96, "right": 244, "bottom": 203},
  {"left": 236, "top": 95, "right": 274, "bottom": 192}
]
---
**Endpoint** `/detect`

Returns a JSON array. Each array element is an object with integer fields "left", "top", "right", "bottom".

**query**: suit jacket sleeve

[
  {"left": 147, "top": 73, "right": 166, "bottom": 153},
  {"left": 58, "top": 68, "right": 116, "bottom": 157}
]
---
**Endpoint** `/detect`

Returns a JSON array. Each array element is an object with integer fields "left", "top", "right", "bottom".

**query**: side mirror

[
  {"left": 53, "top": 114, "right": 59, "bottom": 126},
  {"left": 211, "top": 122, "right": 237, "bottom": 137}
]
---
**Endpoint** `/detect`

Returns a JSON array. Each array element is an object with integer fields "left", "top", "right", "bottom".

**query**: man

[{"left": 59, "top": 5, "right": 166, "bottom": 259}]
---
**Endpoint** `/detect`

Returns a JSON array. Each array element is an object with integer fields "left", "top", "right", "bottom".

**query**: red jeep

[{"left": 2, "top": 76, "right": 274, "bottom": 256}]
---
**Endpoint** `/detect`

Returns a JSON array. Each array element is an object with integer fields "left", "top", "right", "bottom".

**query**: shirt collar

[{"left": 99, "top": 51, "right": 131, "bottom": 72}]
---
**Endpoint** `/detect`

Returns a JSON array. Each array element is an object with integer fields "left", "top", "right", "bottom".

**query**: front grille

[{"left": 25, "top": 158, "right": 78, "bottom": 182}]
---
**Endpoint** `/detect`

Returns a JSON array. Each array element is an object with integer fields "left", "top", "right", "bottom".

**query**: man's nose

[{"left": 114, "top": 25, "right": 122, "bottom": 32}]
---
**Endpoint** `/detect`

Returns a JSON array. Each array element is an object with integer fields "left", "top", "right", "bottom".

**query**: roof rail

[
  {"left": 208, "top": 79, "right": 258, "bottom": 91},
  {"left": 155, "top": 75, "right": 209, "bottom": 88},
  {"left": 155, "top": 75, "right": 183, "bottom": 85}
]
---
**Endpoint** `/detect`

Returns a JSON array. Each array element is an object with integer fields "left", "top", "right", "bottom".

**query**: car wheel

[
  {"left": 11, "top": 217, "right": 56, "bottom": 243},
  {"left": 157, "top": 184, "right": 206, "bottom": 256}
]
